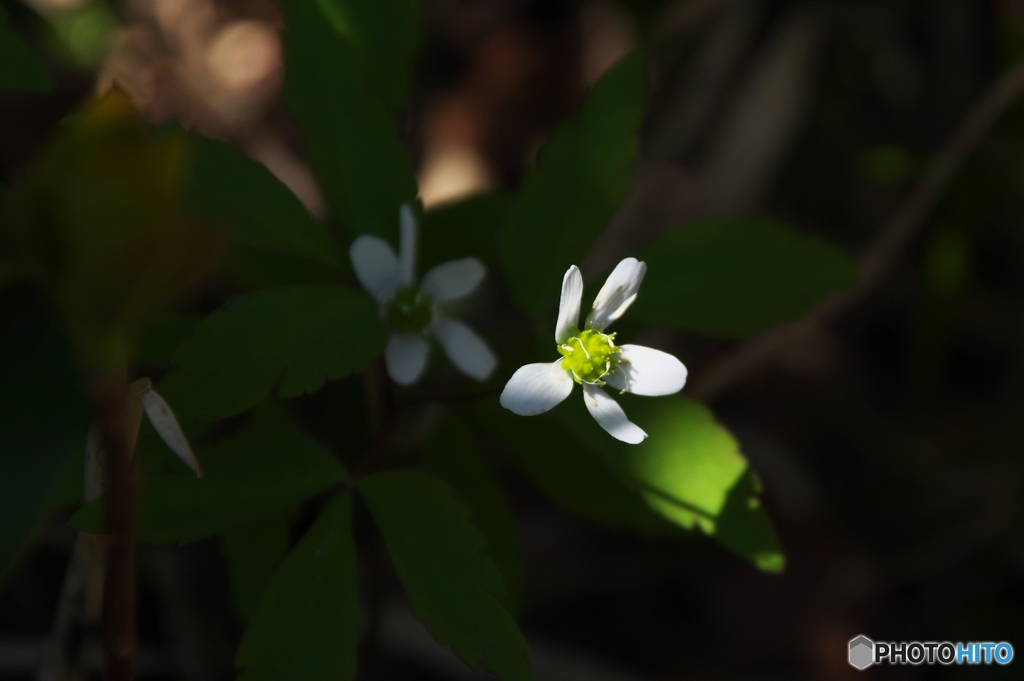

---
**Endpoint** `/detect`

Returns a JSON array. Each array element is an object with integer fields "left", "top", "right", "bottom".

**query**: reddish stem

[{"left": 90, "top": 376, "right": 136, "bottom": 681}]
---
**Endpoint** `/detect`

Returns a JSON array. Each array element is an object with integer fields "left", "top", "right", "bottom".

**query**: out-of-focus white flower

[
  {"left": 350, "top": 204, "right": 498, "bottom": 386},
  {"left": 500, "top": 258, "right": 687, "bottom": 444}
]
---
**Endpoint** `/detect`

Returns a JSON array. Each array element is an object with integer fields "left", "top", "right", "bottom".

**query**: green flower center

[
  {"left": 558, "top": 325, "right": 620, "bottom": 385},
  {"left": 387, "top": 287, "right": 433, "bottom": 333}
]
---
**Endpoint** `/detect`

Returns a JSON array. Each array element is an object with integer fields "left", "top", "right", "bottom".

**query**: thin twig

[
  {"left": 351, "top": 385, "right": 404, "bottom": 480},
  {"left": 690, "top": 56, "right": 1024, "bottom": 403},
  {"left": 90, "top": 376, "right": 136, "bottom": 681},
  {"left": 38, "top": 381, "right": 153, "bottom": 681}
]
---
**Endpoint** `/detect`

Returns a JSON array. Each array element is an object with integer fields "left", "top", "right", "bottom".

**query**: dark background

[{"left": 3, "top": 0, "right": 1024, "bottom": 679}]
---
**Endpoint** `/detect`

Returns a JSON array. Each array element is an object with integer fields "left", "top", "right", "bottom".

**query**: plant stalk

[{"left": 90, "top": 376, "right": 136, "bottom": 681}]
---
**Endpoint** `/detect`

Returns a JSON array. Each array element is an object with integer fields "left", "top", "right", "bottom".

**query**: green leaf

[
  {"left": 632, "top": 218, "right": 858, "bottom": 337},
  {"left": 360, "top": 470, "right": 531, "bottom": 681},
  {"left": 499, "top": 52, "right": 645, "bottom": 317},
  {"left": 44, "top": 3, "right": 117, "bottom": 70},
  {"left": 70, "top": 402, "right": 346, "bottom": 543},
  {"left": 157, "top": 284, "right": 386, "bottom": 423},
  {"left": 419, "top": 416, "right": 522, "bottom": 613},
  {"left": 311, "top": 0, "right": 419, "bottom": 113},
  {"left": 135, "top": 312, "right": 198, "bottom": 369},
  {"left": 0, "top": 289, "right": 88, "bottom": 580},
  {"left": 220, "top": 244, "right": 339, "bottom": 291},
  {"left": 185, "top": 134, "right": 345, "bottom": 270},
  {"left": 220, "top": 514, "right": 291, "bottom": 625},
  {"left": 582, "top": 395, "right": 784, "bottom": 573},
  {"left": 281, "top": 0, "right": 418, "bottom": 240},
  {"left": 0, "top": 5, "right": 52, "bottom": 93},
  {"left": 473, "top": 404, "right": 674, "bottom": 536},
  {"left": 420, "top": 191, "right": 512, "bottom": 273},
  {"left": 237, "top": 492, "right": 359, "bottom": 681}
]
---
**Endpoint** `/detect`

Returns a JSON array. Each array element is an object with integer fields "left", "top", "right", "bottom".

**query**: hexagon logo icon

[{"left": 849, "top": 635, "right": 875, "bottom": 670}]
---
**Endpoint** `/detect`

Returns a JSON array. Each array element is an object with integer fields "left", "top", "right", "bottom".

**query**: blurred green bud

[{"left": 9, "top": 88, "right": 224, "bottom": 376}]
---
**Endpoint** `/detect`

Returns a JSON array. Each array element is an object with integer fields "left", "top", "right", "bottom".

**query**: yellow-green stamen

[{"left": 558, "top": 324, "right": 620, "bottom": 385}]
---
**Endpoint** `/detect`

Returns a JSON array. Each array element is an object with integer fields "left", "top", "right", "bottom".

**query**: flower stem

[
  {"left": 351, "top": 407, "right": 402, "bottom": 479},
  {"left": 89, "top": 375, "right": 136, "bottom": 681}
]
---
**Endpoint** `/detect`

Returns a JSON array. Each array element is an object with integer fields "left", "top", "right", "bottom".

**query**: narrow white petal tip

[
  {"left": 433, "top": 316, "right": 497, "bottom": 381},
  {"left": 140, "top": 390, "right": 202, "bottom": 477},
  {"left": 400, "top": 202, "right": 415, "bottom": 225},
  {"left": 582, "top": 383, "right": 647, "bottom": 444},
  {"left": 555, "top": 265, "right": 584, "bottom": 344},
  {"left": 586, "top": 257, "right": 647, "bottom": 329},
  {"left": 500, "top": 362, "right": 574, "bottom": 416},
  {"left": 398, "top": 203, "right": 418, "bottom": 287},
  {"left": 350, "top": 235, "right": 400, "bottom": 302},
  {"left": 605, "top": 345, "right": 687, "bottom": 397},
  {"left": 385, "top": 333, "right": 430, "bottom": 386}
]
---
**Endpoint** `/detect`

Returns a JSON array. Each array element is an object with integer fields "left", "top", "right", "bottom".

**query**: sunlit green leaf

[
  {"left": 185, "top": 134, "right": 345, "bottom": 270},
  {"left": 70, "top": 402, "right": 346, "bottom": 543},
  {"left": 473, "top": 404, "right": 674, "bottom": 536},
  {"left": 237, "top": 492, "right": 359, "bottom": 681},
  {"left": 633, "top": 218, "right": 858, "bottom": 337},
  {"left": 281, "top": 0, "right": 417, "bottom": 240},
  {"left": 0, "top": 5, "right": 52, "bottom": 93},
  {"left": 419, "top": 416, "right": 522, "bottom": 612},
  {"left": 220, "top": 514, "right": 291, "bottom": 625},
  {"left": 499, "top": 52, "right": 645, "bottom": 317},
  {"left": 360, "top": 470, "right": 531, "bottom": 681},
  {"left": 575, "top": 395, "right": 784, "bottom": 573},
  {"left": 0, "top": 289, "right": 88, "bottom": 581},
  {"left": 157, "top": 284, "right": 386, "bottom": 423}
]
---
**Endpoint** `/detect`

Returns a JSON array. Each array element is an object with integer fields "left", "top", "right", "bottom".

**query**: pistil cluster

[{"left": 558, "top": 324, "right": 620, "bottom": 385}]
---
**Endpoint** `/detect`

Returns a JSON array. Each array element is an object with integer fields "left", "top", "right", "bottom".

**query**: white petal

[
  {"left": 350, "top": 235, "right": 399, "bottom": 302},
  {"left": 420, "top": 258, "right": 486, "bottom": 304},
  {"left": 433, "top": 316, "right": 497, "bottom": 381},
  {"left": 500, "top": 361, "right": 574, "bottom": 416},
  {"left": 604, "top": 345, "right": 688, "bottom": 396},
  {"left": 385, "top": 332, "right": 430, "bottom": 386},
  {"left": 555, "top": 265, "right": 583, "bottom": 344},
  {"left": 140, "top": 389, "right": 202, "bottom": 477},
  {"left": 582, "top": 383, "right": 647, "bottom": 444},
  {"left": 398, "top": 203, "right": 418, "bottom": 287},
  {"left": 585, "top": 257, "right": 647, "bottom": 330}
]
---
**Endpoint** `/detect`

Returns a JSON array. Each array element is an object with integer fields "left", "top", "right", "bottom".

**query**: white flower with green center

[
  {"left": 500, "top": 258, "right": 687, "bottom": 444},
  {"left": 350, "top": 204, "right": 498, "bottom": 386}
]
